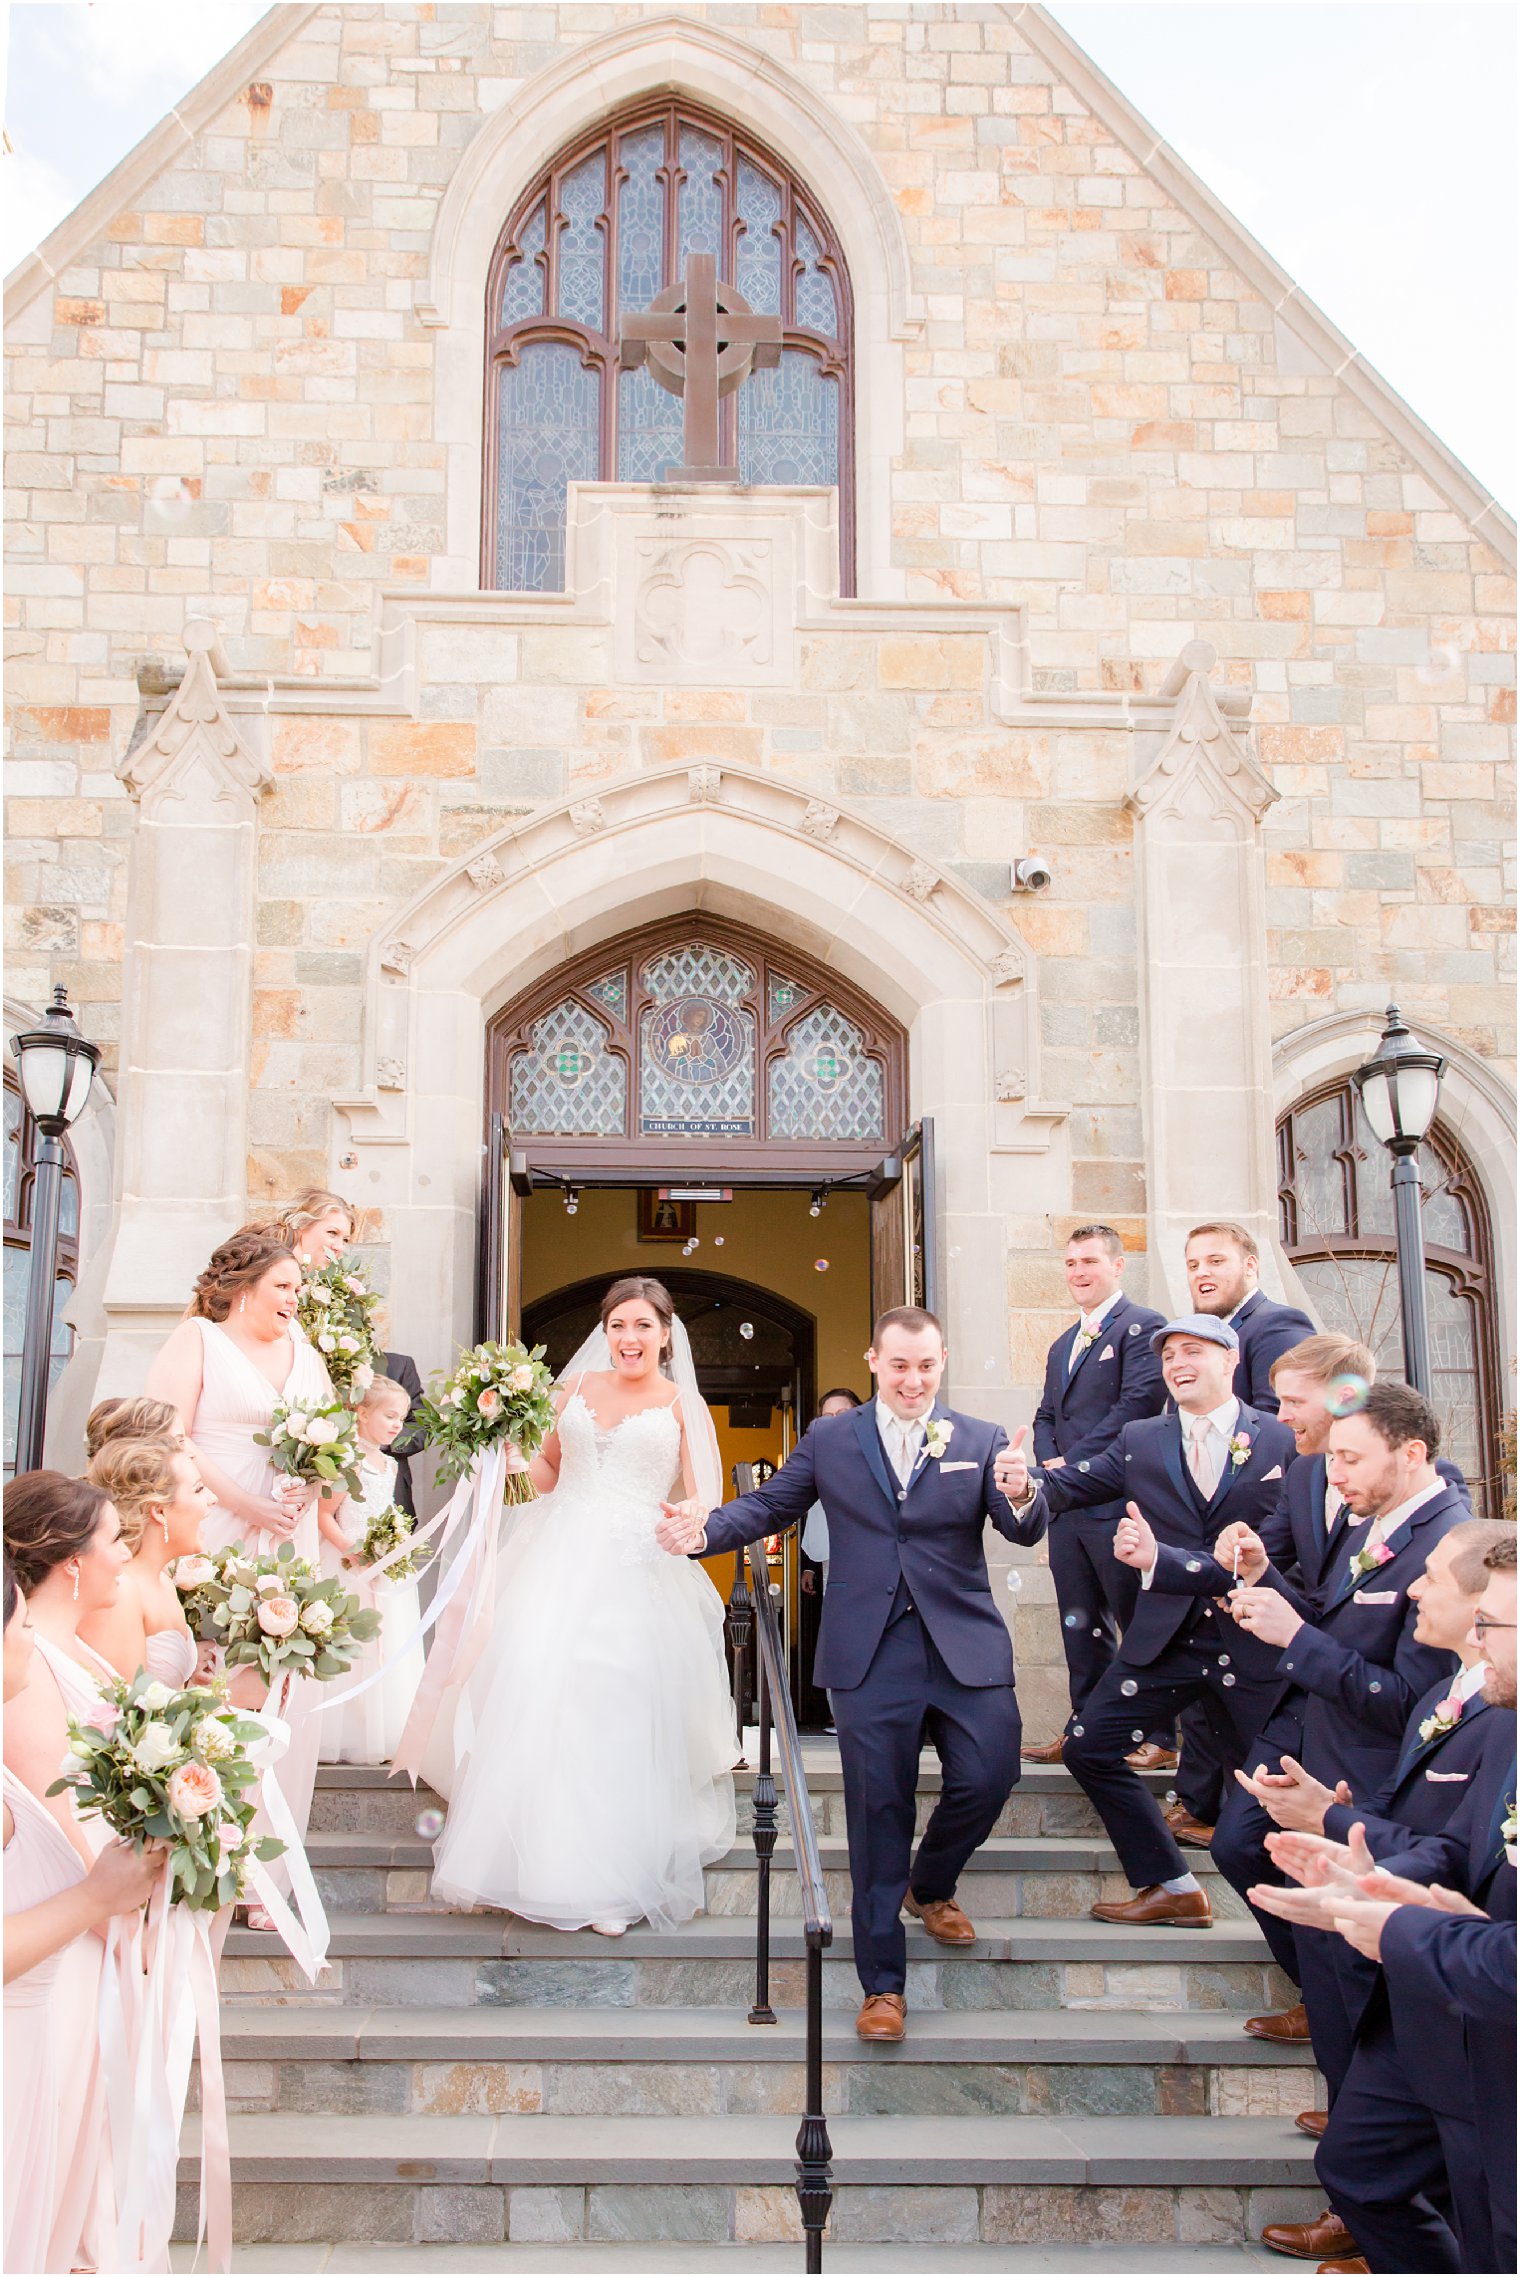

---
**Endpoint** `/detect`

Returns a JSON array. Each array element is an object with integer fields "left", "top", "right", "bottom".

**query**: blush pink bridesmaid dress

[{"left": 3, "top": 1764, "right": 93, "bottom": 2275}]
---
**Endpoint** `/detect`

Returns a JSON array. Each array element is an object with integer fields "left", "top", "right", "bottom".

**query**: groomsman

[
  {"left": 997, "top": 1317, "right": 1296, "bottom": 1925},
  {"left": 1022, "top": 1224, "right": 1166, "bottom": 1764},
  {"left": 1251, "top": 1531, "right": 1517, "bottom": 2275},
  {"left": 1211, "top": 1383, "right": 1470, "bottom": 1995}
]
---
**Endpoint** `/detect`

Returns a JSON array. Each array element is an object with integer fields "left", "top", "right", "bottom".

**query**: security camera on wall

[{"left": 1011, "top": 857, "right": 1053, "bottom": 893}]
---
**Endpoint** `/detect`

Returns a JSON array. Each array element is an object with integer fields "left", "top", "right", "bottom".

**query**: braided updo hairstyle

[
  {"left": 267, "top": 1190, "right": 354, "bottom": 1247},
  {"left": 85, "top": 1395, "right": 181, "bottom": 1461},
  {"left": 190, "top": 1228, "right": 297, "bottom": 1322},
  {"left": 87, "top": 1436, "right": 182, "bottom": 1555},
  {"left": 4, "top": 1471, "right": 112, "bottom": 1593}
]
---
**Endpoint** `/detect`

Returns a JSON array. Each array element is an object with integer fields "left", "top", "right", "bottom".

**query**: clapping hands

[
  {"left": 657, "top": 1497, "right": 709, "bottom": 1556},
  {"left": 1248, "top": 1821, "right": 1488, "bottom": 1962},
  {"left": 1233, "top": 1752, "right": 1349, "bottom": 1834}
]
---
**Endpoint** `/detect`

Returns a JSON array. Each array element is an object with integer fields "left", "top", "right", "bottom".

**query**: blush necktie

[{"left": 1187, "top": 1416, "right": 1219, "bottom": 1499}]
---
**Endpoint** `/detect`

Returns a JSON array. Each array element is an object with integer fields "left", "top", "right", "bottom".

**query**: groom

[{"left": 657, "top": 1306, "right": 1047, "bottom": 2041}]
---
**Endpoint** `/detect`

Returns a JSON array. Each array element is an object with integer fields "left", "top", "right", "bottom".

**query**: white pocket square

[
  {"left": 1261, "top": 1464, "right": 1283, "bottom": 1481},
  {"left": 940, "top": 1460, "right": 978, "bottom": 1473},
  {"left": 1424, "top": 1769, "right": 1471, "bottom": 1782},
  {"left": 1098, "top": 1347, "right": 1115, "bottom": 1363},
  {"left": 1353, "top": 1587, "right": 1399, "bottom": 1604}
]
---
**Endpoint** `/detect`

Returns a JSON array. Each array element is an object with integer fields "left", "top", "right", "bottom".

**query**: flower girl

[{"left": 318, "top": 1376, "right": 425, "bottom": 1763}]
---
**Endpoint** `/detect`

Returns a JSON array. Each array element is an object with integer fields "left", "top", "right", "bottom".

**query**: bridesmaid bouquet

[
  {"left": 180, "top": 1541, "right": 381, "bottom": 1685},
  {"left": 299, "top": 1259, "right": 382, "bottom": 1404},
  {"left": 255, "top": 1392, "right": 366, "bottom": 1499},
  {"left": 419, "top": 1338, "right": 556, "bottom": 1501},
  {"left": 47, "top": 1670, "right": 284, "bottom": 1910},
  {"left": 355, "top": 1500, "right": 433, "bottom": 1583}
]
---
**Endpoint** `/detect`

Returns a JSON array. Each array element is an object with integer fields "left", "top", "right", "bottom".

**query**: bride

[{"left": 429, "top": 1276, "right": 736, "bottom": 1937}]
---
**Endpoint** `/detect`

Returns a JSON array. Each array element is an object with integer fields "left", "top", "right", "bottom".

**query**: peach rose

[
  {"left": 173, "top": 1554, "right": 217, "bottom": 1590},
  {"left": 477, "top": 1386, "right": 501, "bottom": 1419},
  {"left": 167, "top": 1760, "right": 223, "bottom": 1820},
  {"left": 256, "top": 1594, "right": 300, "bottom": 1638}
]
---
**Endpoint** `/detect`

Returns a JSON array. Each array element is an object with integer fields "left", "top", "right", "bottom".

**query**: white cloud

[{"left": 1, "top": 141, "right": 74, "bottom": 271}]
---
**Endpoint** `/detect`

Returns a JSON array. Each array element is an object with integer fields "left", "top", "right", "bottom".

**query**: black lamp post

[
  {"left": 1352, "top": 1003, "right": 1446, "bottom": 1398},
  {"left": 10, "top": 988, "right": 99, "bottom": 1474}
]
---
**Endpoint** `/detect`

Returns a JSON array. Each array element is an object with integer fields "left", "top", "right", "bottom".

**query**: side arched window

[
  {"left": 483, "top": 100, "right": 854, "bottom": 595},
  {"left": 1276, "top": 1079, "right": 1503, "bottom": 1513},
  {"left": 3, "top": 1072, "right": 79, "bottom": 1476}
]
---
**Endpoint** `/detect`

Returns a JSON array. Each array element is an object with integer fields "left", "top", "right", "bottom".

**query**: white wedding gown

[{"left": 429, "top": 1391, "right": 737, "bottom": 1932}]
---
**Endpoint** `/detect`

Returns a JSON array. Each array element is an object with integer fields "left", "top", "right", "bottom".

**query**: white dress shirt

[
  {"left": 876, "top": 1396, "right": 926, "bottom": 1488},
  {"left": 1352, "top": 1476, "right": 1446, "bottom": 1560},
  {"left": 1140, "top": 1396, "right": 1241, "bottom": 1589},
  {"left": 1068, "top": 1289, "right": 1122, "bottom": 1372}
]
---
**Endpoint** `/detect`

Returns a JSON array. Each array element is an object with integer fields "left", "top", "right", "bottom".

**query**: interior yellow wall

[{"left": 521, "top": 1185, "right": 871, "bottom": 1594}]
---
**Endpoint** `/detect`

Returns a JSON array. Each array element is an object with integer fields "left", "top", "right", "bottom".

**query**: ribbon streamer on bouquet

[
  {"left": 98, "top": 1880, "right": 233, "bottom": 2274},
  {"left": 391, "top": 1444, "right": 507, "bottom": 1783},
  {"left": 310, "top": 1481, "right": 471, "bottom": 1717},
  {"left": 246, "top": 1679, "right": 331, "bottom": 1980}
]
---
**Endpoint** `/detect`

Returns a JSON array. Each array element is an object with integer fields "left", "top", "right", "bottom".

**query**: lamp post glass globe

[
  {"left": 10, "top": 986, "right": 99, "bottom": 1474},
  {"left": 1352, "top": 1003, "right": 1446, "bottom": 1400}
]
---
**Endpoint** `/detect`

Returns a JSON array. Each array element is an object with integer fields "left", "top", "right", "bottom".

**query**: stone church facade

[{"left": 5, "top": 2, "right": 1515, "bottom": 1551}]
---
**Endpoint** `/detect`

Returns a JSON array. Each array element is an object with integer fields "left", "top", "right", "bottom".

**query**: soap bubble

[
  {"left": 814, "top": 1258, "right": 830, "bottom": 1274},
  {"left": 713, "top": 1236, "right": 725, "bottom": 1247},
  {"left": 1131, "top": 1731, "right": 1145, "bottom": 1744},
  {"left": 1120, "top": 1680, "right": 1138, "bottom": 1696},
  {"left": 147, "top": 474, "right": 194, "bottom": 526},
  {"left": 414, "top": 1808, "right": 445, "bottom": 1841},
  {"left": 1091, "top": 1627, "right": 1103, "bottom": 1638},
  {"left": 1071, "top": 1725, "right": 1084, "bottom": 1738},
  {"left": 739, "top": 1322, "right": 755, "bottom": 1341},
  {"left": 1063, "top": 1612, "right": 1079, "bottom": 1628},
  {"left": 1222, "top": 1674, "right": 1236, "bottom": 1688},
  {"left": 1325, "top": 1372, "right": 1371, "bottom": 1419},
  {"left": 1005, "top": 1568, "right": 1023, "bottom": 1594}
]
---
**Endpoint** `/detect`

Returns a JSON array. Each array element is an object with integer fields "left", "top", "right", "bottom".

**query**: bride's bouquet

[
  {"left": 255, "top": 1392, "right": 366, "bottom": 1500},
  {"left": 355, "top": 1500, "right": 433, "bottom": 1584},
  {"left": 419, "top": 1338, "right": 556, "bottom": 1502},
  {"left": 179, "top": 1541, "right": 381, "bottom": 1686},
  {"left": 298, "top": 1260, "right": 382, "bottom": 1405},
  {"left": 48, "top": 1669, "right": 284, "bottom": 1910}
]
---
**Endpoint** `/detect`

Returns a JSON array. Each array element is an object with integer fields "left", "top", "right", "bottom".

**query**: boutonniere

[
  {"left": 1227, "top": 1432, "right": 1251, "bottom": 1471},
  {"left": 1503, "top": 1797, "right": 1517, "bottom": 1870},
  {"left": 924, "top": 1417, "right": 954, "bottom": 1461},
  {"left": 1072, "top": 1327, "right": 1097, "bottom": 1359},
  {"left": 1418, "top": 1694, "right": 1464, "bottom": 1746},
  {"left": 1349, "top": 1541, "right": 1395, "bottom": 1582}
]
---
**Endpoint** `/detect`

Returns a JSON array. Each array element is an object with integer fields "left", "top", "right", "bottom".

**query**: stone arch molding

[
  {"left": 423, "top": 12, "right": 919, "bottom": 595},
  {"left": 1272, "top": 1010, "right": 1516, "bottom": 1377},
  {"left": 335, "top": 764, "right": 1066, "bottom": 1162}
]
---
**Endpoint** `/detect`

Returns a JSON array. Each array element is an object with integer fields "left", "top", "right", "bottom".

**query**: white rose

[
  {"left": 338, "top": 1334, "right": 358, "bottom": 1353},
  {"left": 130, "top": 1721, "right": 183, "bottom": 1774},
  {"left": 309, "top": 1285, "right": 333, "bottom": 1307},
  {"left": 191, "top": 1716, "right": 238, "bottom": 1763},
  {"left": 138, "top": 1678, "right": 177, "bottom": 1712},
  {"left": 173, "top": 1554, "right": 216, "bottom": 1590},
  {"left": 256, "top": 1573, "right": 286, "bottom": 1595},
  {"left": 58, "top": 1747, "right": 92, "bottom": 1780},
  {"left": 352, "top": 1364, "right": 374, "bottom": 1396},
  {"left": 508, "top": 1364, "right": 535, "bottom": 1393},
  {"left": 283, "top": 1413, "right": 309, "bottom": 1440},
  {"left": 317, "top": 1332, "right": 337, "bottom": 1354},
  {"left": 304, "top": 1416, "right": 340, "bottom": 1447},
  {"left": 299, "top": 1601, "right": 334, "bottom": 1638}
]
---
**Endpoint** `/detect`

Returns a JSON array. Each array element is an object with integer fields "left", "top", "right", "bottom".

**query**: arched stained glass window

[
  {"left": 484, "top": 100, "right": 854, "bottom": 594},
  {"left": 492, "top": 919, "right": 900, "bottom": 1169},
  {"left": 1276, "top": 1079, "right": 1503, "bottom": 1514}
]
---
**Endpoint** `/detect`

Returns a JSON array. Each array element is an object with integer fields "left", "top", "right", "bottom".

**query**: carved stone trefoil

[{"left": 465, "top": 852, "right": 506, "bottom": 893}]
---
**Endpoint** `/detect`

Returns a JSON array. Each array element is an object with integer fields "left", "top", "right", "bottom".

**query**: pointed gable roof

[{"left": 3, "top": 0, "right": 1511, "bottom": 566}]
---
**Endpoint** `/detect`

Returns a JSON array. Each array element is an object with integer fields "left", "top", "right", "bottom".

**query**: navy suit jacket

[
  {"left": 1372, "top": 1721, "right": 1517, "bottom": 2125},
  {"left": 382, "top": 1348, "right": 427, "bottom": 1516},
  {"left": 702, "top": 1402, "right": 1047, "bottom": 1692},
  {"left": 1259, "top": 1451, "right": 1471, "bottom": 1599},
  {"left": 1032, "top": 1401, "right": 1297, "bottom": 1669},
  {"left": 1031, "top": 1294, "right": 1166, "bottom": 1519},
  {"left": 1227, "top": 1289, "right": 1316, "bottom": 1413}
]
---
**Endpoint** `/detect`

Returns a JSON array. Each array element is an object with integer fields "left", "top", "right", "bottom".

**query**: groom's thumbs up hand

[{"left": 994, "top": 1426, "right": 1030, "bottom": 1506}]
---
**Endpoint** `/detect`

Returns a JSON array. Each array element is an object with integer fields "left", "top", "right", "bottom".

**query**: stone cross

[{"left": 619, "top": 252, "right": 782, "bottom": 482}]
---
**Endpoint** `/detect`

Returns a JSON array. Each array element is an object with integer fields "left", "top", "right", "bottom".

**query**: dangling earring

[
  {"left": 238, "top": 1295, "right": 247, "bottom": 1315},
  {"left": 68, "top": 1562, "right": 80, "bottom": 1602},
  {"left": 158, "top": 1510, "right": 171, "bottom": 1547}
]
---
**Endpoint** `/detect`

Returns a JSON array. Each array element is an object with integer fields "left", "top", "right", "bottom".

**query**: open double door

[{"left": 479, "top": 1118, "right": 940, "bottom": 1353}]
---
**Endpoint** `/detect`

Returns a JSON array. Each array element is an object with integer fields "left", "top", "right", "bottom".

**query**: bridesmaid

[
  {"left": 78, "top": 1437, "right": 214, "bottom": 1695},
  {"left": 3, "top": 1556, "right": 163, "bottom": 2277},
  {"left": 144, "top": 1228, "right": 338, "bottom": 1930},
  {"left": 85, "top": 1394, "right": 184, "bottom": 1463},
  {"left": 3, "top": 1473, "right": 133, "bottom": 2273},
  {"left": 268, "top": 1187, "right": 354, "bottom": 1270}
]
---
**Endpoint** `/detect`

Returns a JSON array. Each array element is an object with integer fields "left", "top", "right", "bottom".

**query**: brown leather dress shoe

[
  {"left": 904, "top": 1891, "right": 978, "bottom": 1944},
  {"left": 1295, "top": 2108, "right": 1329, "bottom": 2139},
  {"left": 1125, "top": 1742, "right": 1180, "bottom": 1771},
  {"left": 1246, "top": 2000, "right": 1311, "bottom": 2041},
  {"left": 1260, "top": 2210, "right": 1357, "bottom": 2260},
  {"left": 1162, "top": 1802, "right": 1217, "bottom": 1847},
  {"left": 1021, "top": 1735, "right": 1065, "bottom": 1763},
  {"left": 1090, "top": 1883, "right": 1212, "bottom": 1927},
  {"left": 1317, "top": 2260, "right": 1369, "bottom": 2273},
  {"left": 855, "top": 1992, "right": 907, "bottom": 2041}
]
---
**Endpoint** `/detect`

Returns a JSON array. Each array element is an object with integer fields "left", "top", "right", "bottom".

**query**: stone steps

[
  {"left": 180, "top": 1760, "right": 1319, "bottom": 2254},
  {"left": 169, "top": 2249, "right": 1286, "bottom": 2273},
  {"left": 176, "top": 2110, "right": 1318, "bottom": 2248}
]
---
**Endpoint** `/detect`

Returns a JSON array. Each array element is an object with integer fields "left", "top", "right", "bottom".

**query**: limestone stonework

[{"left": 3, "top": 4, "right": 1513, "bottom": 1511}]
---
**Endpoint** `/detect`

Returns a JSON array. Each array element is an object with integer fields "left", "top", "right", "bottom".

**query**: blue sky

[{"left": 3, "top": 1, "right": 1514, "bottom": 505}]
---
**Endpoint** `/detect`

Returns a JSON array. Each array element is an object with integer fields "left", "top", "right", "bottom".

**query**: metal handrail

[{"left": 738, "top": 1521, "right": 834, "bottom": 2269}]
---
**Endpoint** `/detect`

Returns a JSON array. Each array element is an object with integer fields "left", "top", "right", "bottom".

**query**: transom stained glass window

[
  {"left": 484, "top": 101, "right": 854, "bottom": 594},
  {"left": 1277, "top": 1078, "right": 1502, "bottom": 1515},
  {"left": 496, "top": 925, "right": 896, "bottom": 1158}
]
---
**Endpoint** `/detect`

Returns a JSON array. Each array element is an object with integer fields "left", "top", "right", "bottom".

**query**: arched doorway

[{"left": 522, "top": 1265, "right": 835, "bottom": 1727}]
